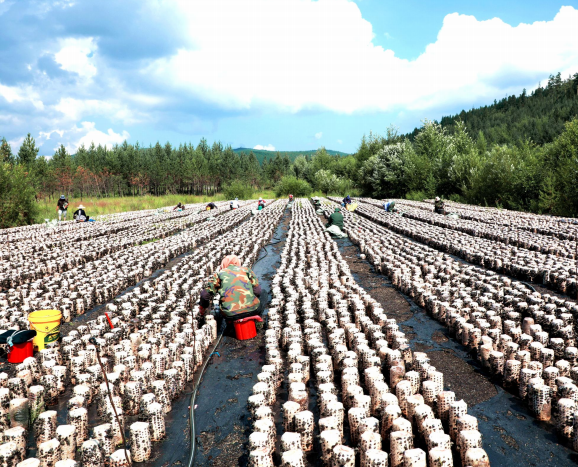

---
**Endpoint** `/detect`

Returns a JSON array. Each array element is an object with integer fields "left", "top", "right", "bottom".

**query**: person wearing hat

[
  {"left": 73, "top": 204, "right": 89, "bottom": 222},
  {"left": 56, "top": 195, "right": 69, "bottom": 221},
  {"left": 257, "top": 197, "right": 266, "bottom": 211},
  {"left": 230, "top": 198, "right": 240, "bottom": 210},
  {"left": 198, "top": 254, "right": 262, "bottom": 322},
  {"left": 434, "top": 196, "right": 445, "bottom": 215},
  {"left": 326, "top": 206, "right": 344, "bottom": 230}
]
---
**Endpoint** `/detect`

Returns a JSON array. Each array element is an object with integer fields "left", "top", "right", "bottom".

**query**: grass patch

[{"left": 35, "top": 191, "right": 277, "bottom": 222}]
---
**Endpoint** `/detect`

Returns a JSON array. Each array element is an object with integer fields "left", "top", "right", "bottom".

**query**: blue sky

[{"left": 1, "top": 0, "right": 578, "bottom": 155}]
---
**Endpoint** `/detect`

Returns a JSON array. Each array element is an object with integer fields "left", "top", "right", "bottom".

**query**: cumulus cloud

[
  {"left": 253, "top": 144, "right": 275, "bottom": 151},
  {"left": 54, "top": 37, "right": 97, "bottom": 79},
  {"left": 1, "top": 0, "right": 578, "bottom": 150},
  {"left": 150, "top": 1, "right": 578, "bottom": 113},
  {"left": 67, "top": 122, "right": 129, "bottom": 152},
  {"left": 315, "top": 132, "right": 323, "bottom": 140}
]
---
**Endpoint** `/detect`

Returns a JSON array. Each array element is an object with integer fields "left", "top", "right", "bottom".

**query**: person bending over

[{"left": 199, "top": 255, "right": 262, "bottom": 322}]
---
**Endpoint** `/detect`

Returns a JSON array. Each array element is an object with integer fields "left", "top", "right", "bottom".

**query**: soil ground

[{"left": 334, "top": 236, "right": 578, "bottom": 467}]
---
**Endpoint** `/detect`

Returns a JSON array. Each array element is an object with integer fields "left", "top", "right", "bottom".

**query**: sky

[{"left": 1, "top": 0, "right": 578, "bottom": 155}]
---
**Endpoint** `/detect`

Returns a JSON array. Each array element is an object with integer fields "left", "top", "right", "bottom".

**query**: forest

[{"left": 1, "top": 72, "right": 577, "bottom": 228}]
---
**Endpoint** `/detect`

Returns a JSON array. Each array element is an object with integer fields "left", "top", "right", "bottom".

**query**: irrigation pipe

[
  {"left": 186, "top": 322, "right": 226, "bottom": 467},
  {"left": 89, "top": 336, "right": 132, "bottom": 465}
]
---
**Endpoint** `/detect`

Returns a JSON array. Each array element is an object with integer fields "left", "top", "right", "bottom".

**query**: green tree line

[{"left": 2, "top": 70, "right": 577, "bottom": 228}]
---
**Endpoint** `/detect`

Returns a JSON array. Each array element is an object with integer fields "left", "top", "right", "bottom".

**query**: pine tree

[
  {"left": 0, "top": 137, "right": 13, "bottom": 163},
  {"left": 17, "top": 133, "right": 39, "bottom": 165}
]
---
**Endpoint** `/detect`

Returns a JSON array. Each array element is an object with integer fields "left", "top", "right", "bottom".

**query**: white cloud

[
  {"left": 253, "top": 144, "right": 275, "bottom": 151},
  {"left": 337, "top": 139, "right": 343, "bottom": 144},
  {"left": 36, "top": 122, "right": 130, "bottom": 153},
  {"left": 54, "top": 98, "right": 140, "bottom": 125},
  {"left": 315, "top": 132, "right": 323, "bottom": 140},
  {"left": 54, "top": 37, "right": 97, "bottom": 79},
  {"left": 148, "top": 1, "right": 578, "bottom": 114},
  {"left": 70, "top": 122, "right": 129, "bottom": 152}
]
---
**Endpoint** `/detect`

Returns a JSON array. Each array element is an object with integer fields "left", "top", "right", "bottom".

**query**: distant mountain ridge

[
  {"left": 233, "top": 147, "right": 349, "bottom": 164},
  {"left": 406, "top": 72, "right": 578, "bottom": 145}
]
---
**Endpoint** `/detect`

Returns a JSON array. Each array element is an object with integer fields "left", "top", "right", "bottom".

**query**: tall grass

[{"left": 36, "top": 190, "right": 277, "bottom": 221}]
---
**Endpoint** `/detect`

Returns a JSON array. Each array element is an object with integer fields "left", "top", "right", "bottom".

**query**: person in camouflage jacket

[{"left": 199, "top": 255, "right": 262, "bottom": 320}]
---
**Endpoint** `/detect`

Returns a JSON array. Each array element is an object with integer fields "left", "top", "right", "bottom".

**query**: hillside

[
  {"left": 406, "top": 72, "right": 578, "bottom": 145},
  {"left": 233, "top": 147, "right": 349, "bottom": 164}
]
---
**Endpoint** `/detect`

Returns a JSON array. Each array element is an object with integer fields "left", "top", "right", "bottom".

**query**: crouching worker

[
  {"left": 206, "top": 202, "right": 217, "bottom": 211},
  {"left": 383, "top": 200, "right": 396, "bottom": 212},
  {"left": 198, "top": 255, "right": 262, "bottom": 323},
  {"left": 325, "top": 206, "right": 347, "bottom": 238},
  {"left": 73, "top": 204, "right": 89, "bottom": 222}
]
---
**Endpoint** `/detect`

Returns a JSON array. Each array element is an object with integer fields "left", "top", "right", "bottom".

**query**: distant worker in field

[
  {"left": 434, "top": 197, "right": 445, "bottom": 215},
  {"left": 288, "top": 194, "right": 294, "bottom": 202},
  {"left": 73, "top": 204, "right": 89, "bottom": 222},
  {"left": 230, "top": 198, "right": 240, "bottom": 210},
  {"left": 258, "top": 197, "right": 266, "bottom": 210},
  {"left": 342, "top": 195, "right": 352, "bottom": 207},
  {"left": 206, "top": 202, "right": 217, "bottom": 210},
  {"left": 57, "top": 195, "right": 69, "bottom": 221},
  {"left": 326, "top": 206, "right": 344, "bottom": 230},
  {"left": 199, "top": 254, "right": 262, "bottom": 321},
  {"left": 383, "top": 200, "right": 396, "bottom": 212},
  {"left": 312, "top": 197, "right": 321, "bottom": 208},
  {"left": 173, "top": 202, "right": 184, "bottom": 211}
]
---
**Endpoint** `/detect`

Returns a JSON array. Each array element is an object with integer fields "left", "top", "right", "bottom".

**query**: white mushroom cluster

[
  {"left": 0, "top": 201, "right": 231, "bottom": 289},
  {"left": 343, "top": 199, "right": 578, "bottom": 297},
  {"left": 0, "top": 201, "right": 268, "bottom": 330},
  {"left": 247, "top": 200, "right": 489, "bottom": 467},
  {"left": 386, "top": 198, "right": 578, "bottom": 241},
  {"left": 322, "top": 198, "right": 578, "bottom": 452},
  {"left": 359, "top": 198, "right": 578, "bottom": 259},
  {"left": 0, "top": 200, "right": 286, "bottom": 465}
]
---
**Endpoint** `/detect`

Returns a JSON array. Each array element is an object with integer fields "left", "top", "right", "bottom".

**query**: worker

[
  {"left": 230, "top": 198, "right": 240, "bottom": 210},
  {"left": 288, "top": 194, "right": 294, "bottom": 202},
  {"left": 342, "top": 195, "right": 352, "bottom": 206},
  {"left": 206, "top": 202, "right": 217, "bottom": 211},
  {"left": 173, "top": 202, "right": 184, "bottom": 211},
  {"left": 258, "top": 198, "right": 266, "bottom": 210},
  {"left": 57, "top": 195, "right": 69, "bottom": 221},
  {"left": 434, "top": 196, "right": 445, "bottom": 215},
  {"left": 326, "top": 206, "right": 344, "bottom": 230},
  {"left": 383, "top": 200, "right": 396, "bottom": 212},
  {"left": 312, "top": 197, "right": 321, "bottom": 208},
  {"left": 73, "top": 204, "right": 89, "bottom": 222},
  {"left": 199, "top": 255, "right": 262, "bottom": 322}
]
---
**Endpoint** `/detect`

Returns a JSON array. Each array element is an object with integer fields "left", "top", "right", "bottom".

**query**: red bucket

[
  {"left": 7, "top": 340, "right": 34, "bottom": 363},
  {"left": 233, "top": 316, "right": 263, "bottom": 340}
]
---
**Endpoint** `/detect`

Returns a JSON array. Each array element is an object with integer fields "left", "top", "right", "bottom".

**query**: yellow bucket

[{"left": 28, "top": 310, "right": 62, "bottom": 351}]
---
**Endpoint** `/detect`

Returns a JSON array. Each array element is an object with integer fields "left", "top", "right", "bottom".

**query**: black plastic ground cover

[
  {"left": 190, "top": 210, "right": 291, "bottom": 467},
  {"left": 334, "top": 237, "right": 578, "bottom": 467}
]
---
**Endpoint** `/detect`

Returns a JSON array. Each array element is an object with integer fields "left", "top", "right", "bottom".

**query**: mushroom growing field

[{"left": 0, "top": 198, "right": 577, "bottom": 467}]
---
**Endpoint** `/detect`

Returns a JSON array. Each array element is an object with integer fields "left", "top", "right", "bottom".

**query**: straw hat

[{"left": 78, "top": 204, "right": 85, "bottom": 209}]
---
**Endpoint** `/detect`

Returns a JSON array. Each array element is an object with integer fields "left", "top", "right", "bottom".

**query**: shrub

[
  {"left": 223, "top": 180, "right": 254, "bottom": 200},
  {"left": 0, "top": 163, "right": 38, "bottom": 228},
  {"left": 405, "top": 190, "right": 428, "bottom": 201},
  {"left": 275, "top": 176, "right": 312, "bottom": 197}
]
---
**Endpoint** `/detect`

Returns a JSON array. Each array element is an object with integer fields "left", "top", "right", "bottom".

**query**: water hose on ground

[{"left": 186, "top": 321, "right": 227, "bottom": 467}]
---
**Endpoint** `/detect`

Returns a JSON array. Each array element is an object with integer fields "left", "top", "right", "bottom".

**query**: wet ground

[
  {"left": 335, "top": 238, "right": 578, "bottom": 467},
  {"left": 192, "top": 209, "right": 291, "bottom": 467}
]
